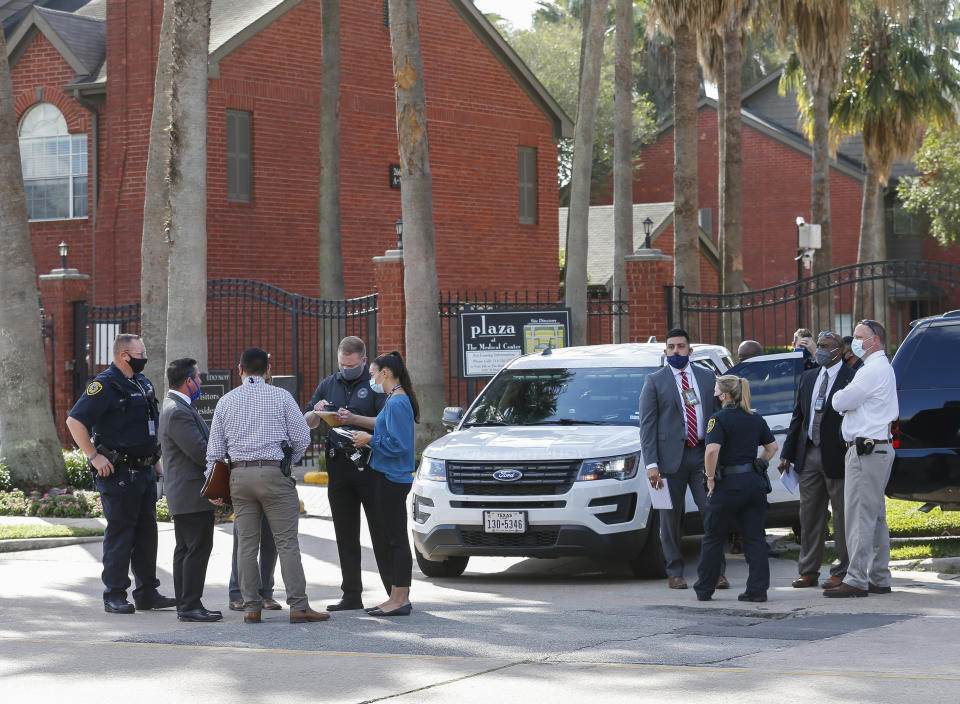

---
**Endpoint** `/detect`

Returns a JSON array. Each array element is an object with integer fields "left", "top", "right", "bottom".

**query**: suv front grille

[
  {"left": 446, "top": 461, "right": 580, "bottom": 496},
  {"left": 460, "top": 527, "right": 560, "bottom": 547}
]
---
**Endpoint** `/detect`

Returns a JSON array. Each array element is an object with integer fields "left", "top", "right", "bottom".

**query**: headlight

[
  {"left": 416, "top": 456, "right": 446, "bottom": 481},
  {"left": 577, "top": 453, "right": 639, "bottom": 481}
]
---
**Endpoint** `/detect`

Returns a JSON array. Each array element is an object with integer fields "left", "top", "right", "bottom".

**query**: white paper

[
  {"left": 649, "top": 477, "right": 673, "bottom": 510},
  {"left": 780, "top": 465, "right": 799, "bottom": 494}
]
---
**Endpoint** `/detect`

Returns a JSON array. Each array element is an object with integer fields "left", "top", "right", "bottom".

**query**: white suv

[{"left": 410, "top": 342, "right": 736, "bottom": 579}]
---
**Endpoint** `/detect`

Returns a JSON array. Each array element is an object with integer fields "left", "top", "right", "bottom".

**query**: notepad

[
  {"left": 317, "top": 410, "right": 342, "bottom": 427},
  {"left": 649, "top": 477, "right": 673, "bottom": 510},
  {"left": 780, "top": 465, "right": 799, "bottom": 494}
]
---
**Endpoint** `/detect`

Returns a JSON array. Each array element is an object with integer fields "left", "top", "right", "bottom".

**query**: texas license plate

[{"left": 483, "top": 510, "right": 527, "bottom": 533}]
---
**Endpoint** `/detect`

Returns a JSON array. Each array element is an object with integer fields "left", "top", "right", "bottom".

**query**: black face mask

[{"left": 127, "top": 356, "right": 147, "bottom": 374}]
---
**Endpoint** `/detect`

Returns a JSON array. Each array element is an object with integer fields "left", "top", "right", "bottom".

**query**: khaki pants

[
  {"left": 842, "top": 445, "right": 895, "bottom": 591},
  {"left": 797, "top": 444, "right": 848, "bottom": 579},
  {"left": 231, "top": 466, "right": 308, "bottom": 612}
]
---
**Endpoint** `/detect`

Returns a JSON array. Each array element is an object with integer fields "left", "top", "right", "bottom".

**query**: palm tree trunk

[
  {"left": 318, "top": 0, "right": 344, "bottom": 301},
  {"left": 0, "top": 31, "right": 66, "bottom": 486},
  {"left": 673, "top": 23, "right": 700, "bottom": 338},
  {"left": 612, "top": 0, "right": 633, "bottom": 343},
  {"left": 720, "top": 19, "right": 743, "bottom": 297},
  {"left": 854, "top": 159, "right": 883, "bottom": 322},
  {"left": 164, "top": 0, "right": 211, "bottom": 372},
  {"left": 810, "top": 79, "right": 834, "bottom": 332},
  {"left": 565, "top": 0, "right": 609, "bottom": 346},
  {"left": 388, "top": 0, "right": 445, "bottom": 450}
]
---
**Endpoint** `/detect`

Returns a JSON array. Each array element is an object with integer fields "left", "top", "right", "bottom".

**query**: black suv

[{"left": 888, "top": 310, "right": 960, "bottom": 509}]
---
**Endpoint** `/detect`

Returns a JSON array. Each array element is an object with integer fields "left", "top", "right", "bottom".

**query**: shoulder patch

[
  {"left": 86, "top": 381, "right": 103, "bottom": 396},
  {"left": 357, "top": 387, "right": 369, "bottom": 399},
  {"left": 706, "top": 417, "right": 716, "bottom": 433}
]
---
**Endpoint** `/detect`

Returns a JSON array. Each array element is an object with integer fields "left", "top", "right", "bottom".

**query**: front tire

[
  {"left": 415, "top": 551, "right": 469, "bottom": 578},
  {"left": 627, "top": 510, "right": 666, "bottom": 579}
]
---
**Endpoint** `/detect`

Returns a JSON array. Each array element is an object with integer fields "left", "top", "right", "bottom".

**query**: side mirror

[{"left": 442, "top": 407, "right": 464, "bottom": 431}]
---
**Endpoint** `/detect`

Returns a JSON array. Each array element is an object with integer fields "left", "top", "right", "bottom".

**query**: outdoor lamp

[
  {"left": 395, "top": 219, "right": 404, "bottom": 251},
  {"left": 58, "top": 241, "right": 68, "bottom": 269},
  {"left": 642, "top": 217, "right": 654, "bottom": 249}
]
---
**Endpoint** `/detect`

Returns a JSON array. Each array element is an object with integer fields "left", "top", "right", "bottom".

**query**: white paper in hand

[
  {"left": 780, "top": 465, "right": 799, "bottom": 494},
  {"left": 649, "top": 477, "right": 673, "bottom": 510}
]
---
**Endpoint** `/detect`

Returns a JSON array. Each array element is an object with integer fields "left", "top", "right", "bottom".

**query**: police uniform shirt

[
  {"left": 68, "top": 364, "right": 159, "bottom": 457},
  {"left": 705, "top": 406, "right": 775, "bottom": 467},
  {"left": 305, "top": 366, "right": 387, "bottom": 439}
]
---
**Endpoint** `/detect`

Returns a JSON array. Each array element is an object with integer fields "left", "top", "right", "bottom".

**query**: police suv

[{"left": 411, "top": 342, "right": 758, "bottom": 579}]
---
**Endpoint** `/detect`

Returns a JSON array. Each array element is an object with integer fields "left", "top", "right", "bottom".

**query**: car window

[
  {"left": 728, "top": 358, "right": 801, "bottom": 416},
  {"left": 896, "top": 323, "right": 960, "bottom": 388},
  {"left": 463, "top": 367, "right": 658, "bottom": 426}
]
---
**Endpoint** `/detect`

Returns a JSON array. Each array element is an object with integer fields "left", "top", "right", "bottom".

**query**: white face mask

[
  {"left": 851, "top": 338, "right": 868, "bottom": 357},
  {"left": 369, "top": 373, "right": 384, "bottom": 395}
]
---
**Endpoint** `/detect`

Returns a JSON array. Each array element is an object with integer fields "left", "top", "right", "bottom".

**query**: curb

[
  {"left": 890, "top": 556, "right": 960, "bottom": 573},
  {"left": 0, "top": 535, "right": 104, "bottom": 553}
]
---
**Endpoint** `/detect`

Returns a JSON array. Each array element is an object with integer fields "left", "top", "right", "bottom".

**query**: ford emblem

[{"left": 492, "top": 469, "right": 523, "bottom": 482}]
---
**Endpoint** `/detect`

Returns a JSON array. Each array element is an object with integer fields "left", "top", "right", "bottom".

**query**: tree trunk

[
  {"left": 388, "top": 0, "right": 445, "bottom": 451},
  {"left": 164, "top": 0, "right": 211, "bottom": 373},
  {"left": 810, "top": 79, "right": 834, "bottom": 332},
  {"left": 720, "top": 20, "right": 743, "bottom": 297},
  {"left": 565, "top": 0, "right": 609, "bottom": 347},
  {"left": 854, "top": 159, "right": 883, "bottom": 322},
  {"left": 612, "top": 0, "right": 633, "bottom": 343},
  {"left": 0, "top": 31, "right": 66, "bottom": 486},
  {"left": 673, "top": 23, "right": 700, "bottom": 338}
]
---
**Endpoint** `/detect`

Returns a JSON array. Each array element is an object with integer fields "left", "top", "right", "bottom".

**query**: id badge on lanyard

[
  {"left": 683, "top": 387, "right": 699, "bottom": 407},
  {"left": 814, "top": 396, "right": 825, "bottom": 412}
]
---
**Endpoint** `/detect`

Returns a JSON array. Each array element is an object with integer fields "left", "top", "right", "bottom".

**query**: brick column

[
  {"left": 626, "top": 249, "right": 674, "bottom": 342},
  {"left": 38, "top": 266, "right": 90, "bottom": 446},
  {"left": 372, "top": 249, "right": 405, "bottom": 357}
]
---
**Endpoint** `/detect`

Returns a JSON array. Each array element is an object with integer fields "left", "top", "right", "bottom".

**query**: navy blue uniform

[
  {"left": 694, "top": 405, "right": 775, "bottom": 600},
  {"left": 69, "top": 364, "right": 163, "bottom": 604},
  {"left": 306, "top": 368, "right": 390, "bottom": 601}
]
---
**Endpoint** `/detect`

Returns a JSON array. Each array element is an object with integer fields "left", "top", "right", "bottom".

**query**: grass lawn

[
  {"left": 887, "top": 498, "right": 960, "bottom": 537},
  {"left": 0, "top": 525, "right": 104, "bottom": 540}
]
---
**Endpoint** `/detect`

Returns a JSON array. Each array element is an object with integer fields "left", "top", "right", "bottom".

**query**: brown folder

[{"left": 201, "top": 457, "right": 232, "bottom": 504}]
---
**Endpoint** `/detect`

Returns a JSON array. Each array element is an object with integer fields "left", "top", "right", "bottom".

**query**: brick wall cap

[
  {"left": 39, "top": 269, "right": 90, "bottom": 281},
  {"left": 372, "top": 250, "right": 404, "bottom": 263},
  {"left": 625, "top": 250, "right": 672, "bottom": 262}
]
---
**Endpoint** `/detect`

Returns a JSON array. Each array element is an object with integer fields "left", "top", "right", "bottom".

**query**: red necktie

[{"left": 681, "top": 371, "right": 698, "bottom": 447}]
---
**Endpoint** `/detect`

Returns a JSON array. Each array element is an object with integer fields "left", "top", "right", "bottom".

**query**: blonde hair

[{"left": 717, "top": 374, "right": 752, "bottom": 413}]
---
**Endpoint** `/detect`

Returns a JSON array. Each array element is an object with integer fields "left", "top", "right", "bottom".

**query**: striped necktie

[{"left": 681, "top": 371, "right": 698, "bottom": 447}]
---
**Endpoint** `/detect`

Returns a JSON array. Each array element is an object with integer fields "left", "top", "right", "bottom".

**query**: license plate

[{"left": 483, "top": 510, "right": 527, "bottom": 533}]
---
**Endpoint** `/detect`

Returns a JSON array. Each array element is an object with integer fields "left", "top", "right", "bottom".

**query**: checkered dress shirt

[{"left": 205, "top": 375, "right": 311, "bottom": 473}]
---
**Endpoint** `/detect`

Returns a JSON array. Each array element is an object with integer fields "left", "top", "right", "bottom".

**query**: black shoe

[
  {"left": 104, "top": 598, "right": 135, "bottom": 614},
  {"left": 135, "top": 594, "right": 178, "bottom": 610},
  {"left": 868, "top": 584, "right": 892, "bottom": 594},
  {"left": 366, "top": 603, "right": 413, "bottom": 617},
  {"left": 327, "top": 598, "right": 365, "bottom": 612},
  {"left": 738, "top": 592, "right": 767, "bottom": 603},
  {"left": 178, "top": 608, "right": 224, "bottom": 622},
  {"left": 695, "top": 592, "right": 712, "bottom": 601}
]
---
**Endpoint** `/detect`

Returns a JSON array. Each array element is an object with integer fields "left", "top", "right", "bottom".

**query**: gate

[
  {"left": 677, "top": 259, "right": 960, "bottom": 349},
  {"left": 40, "top": 307, "right": 55, "bottom": 412}
]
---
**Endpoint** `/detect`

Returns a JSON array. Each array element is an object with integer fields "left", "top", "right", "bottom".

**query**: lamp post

[
  {"left": 58, "top": 241, "right": 68, "bottom": 270},
  {"left": 395, "top": 219, "right": 404, "bottom": 251},
  {"left": 642, "top": 217, "right": 653, "bottom": 249}
]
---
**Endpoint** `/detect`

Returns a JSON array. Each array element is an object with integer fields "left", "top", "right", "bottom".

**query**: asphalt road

[{"left": 1, "top": 505, "right": 959, "bottom": 703}]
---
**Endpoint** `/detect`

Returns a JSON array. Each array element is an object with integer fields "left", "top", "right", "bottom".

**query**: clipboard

[{"left": 316, "top": 410, "right": 342, "bottom": 427}]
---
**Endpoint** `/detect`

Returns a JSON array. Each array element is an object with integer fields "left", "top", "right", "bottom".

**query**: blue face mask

[
  {"left": 188, "top": 377, "right": 202, "bottom": 403},
  {"left": 666, "top": 353, "right": 689, "bottom": 370},
  {"left": 340, "top": 363, "right": 365, "bottom": 381}
]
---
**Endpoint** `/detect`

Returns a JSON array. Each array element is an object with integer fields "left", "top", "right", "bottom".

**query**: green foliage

[
  {"left": 0, "top": 489, "right": 28, "bottom": 515},
  {"left": 899, "top": 128, "right": 960, "bottom": 245},
  {"left": 887, "top": 498, "right": 960, "bottom": 537},
  {"left": 0, "top": 524, "right": 104, "bottom": 540},
  {"left": 0, "top": 458, "right": 11, "bottom": 492},
  {"left": 63, "top": 449, "right": 94, "bottom": 490},
  {"left": 890, "top": 538, "right": 960, "bottom": 561}
]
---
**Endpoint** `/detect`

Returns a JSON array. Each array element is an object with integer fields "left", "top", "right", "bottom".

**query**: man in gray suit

[
  {"left": 158, "top": 358, "right": 222, "bottom": 622},
  {"left": 639, "top": 328, "right": 725, "bottom": 589}
]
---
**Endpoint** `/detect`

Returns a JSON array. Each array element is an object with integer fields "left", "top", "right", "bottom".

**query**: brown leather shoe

[
  {"left": 244, "top": 611, "right": 261, "bottom": 624},
  {"left": 668, "top": 576, "right": 688, "bottom": 589},
  {"left": 823, "top": 582, "right": 868, "bottom": 598},
  {"left": 290, "top": 606, "right": 331, "bottom": 623},
  {"left": 820, "top": 575, "right": 843, "bottom": 590},
  {"left": 868, "top": 583, "right": 892, "bottom": 594},
  {"left": 792, "top": 574, "right": 820, "bottom": 588},
  {"left": 716, "top": 575, "right": 730, "bottom": 589},
  {"left": 228, "top": 599, "right": 244, "bottom": 611},
  {"left": 262, "top": 597, "right": 282, "bottom": 610}
]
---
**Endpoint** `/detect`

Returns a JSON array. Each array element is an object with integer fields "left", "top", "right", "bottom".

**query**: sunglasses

[{"left": 817, "top": 331, "right": 841, "bottom": 342}]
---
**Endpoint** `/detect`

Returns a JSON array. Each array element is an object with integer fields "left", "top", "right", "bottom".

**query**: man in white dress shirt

[{"left": 825, "top": 320, "right": 899, "bottom": 598}]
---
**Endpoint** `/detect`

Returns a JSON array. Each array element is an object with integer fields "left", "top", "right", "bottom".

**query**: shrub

[
  {"left": 0, "top": 458, "right": 11, "bottom": 492},
  {"left": 156, "top": 496, "right": 171, "bottom": 522},
  {"left": 24, "top": 490, "right": 102, "bottom": 518},
  {"left": 63, "top": 449, "right": 94, "bottom": 490},
  {"left": 0, "top": 489, "right": 28, "bottom": 515}
]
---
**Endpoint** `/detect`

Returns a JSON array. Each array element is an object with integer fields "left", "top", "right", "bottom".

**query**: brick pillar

[
  {"left": 38, "top": 266, "right": 90, "bottom": 447},
  {"left": 373, "top": 248, "right": 405, "bottom": 357},
  {"left": 626, "top": 249, "right": 674, "bottom": 342}
]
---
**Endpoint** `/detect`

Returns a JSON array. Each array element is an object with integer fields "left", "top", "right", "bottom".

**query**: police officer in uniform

[
  {"left": 66, "top": 333, "right": 176, "bottom": 614},
  {"left": 694, "top": 375, "right": 778, "bottom": 603},
  {"left": 304, "top": 336, "right": 390, "bottom": 611}
]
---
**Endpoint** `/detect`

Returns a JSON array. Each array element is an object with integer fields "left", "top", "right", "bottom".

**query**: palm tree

[
  {"left": 565, "top": 0, "right": 610, "bottom": 346},
  {"left": 0, "top": 30, "right": 66, "bottom": 486},
  {"left": 612, "top": 0, "right": 633, "bottom": 343},
  {"left": 318, "top": 0, "right": 344, "bottom": 303},
  {"left": 387, "top": 0, "right": 445, "bottom": 447}
]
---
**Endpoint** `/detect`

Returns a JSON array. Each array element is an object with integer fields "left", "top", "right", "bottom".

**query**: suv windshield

[{"left": 463, "top": 366, "right": 657, "bottom": 426}]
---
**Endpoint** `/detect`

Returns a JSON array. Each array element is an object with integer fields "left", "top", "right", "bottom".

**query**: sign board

[
  {"left": 196, "top": 369, "right": 232, "bottom": 426},
  {"left": 798, "top": 223, "right": 822, "bottom": 249},
  {"left": 458, "top": 309, "right": 570, "bottom": 378},
  {"left": 389, "top": 163, "right": 401, "bottom": 189}
]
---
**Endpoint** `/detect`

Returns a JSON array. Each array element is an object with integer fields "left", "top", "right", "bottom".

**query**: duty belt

[
  {"left": 845, "top": 439, "right": 890, "bottom": 449},
  {"left": 718, "top": 463, "right": 755, "bottom": 475}
]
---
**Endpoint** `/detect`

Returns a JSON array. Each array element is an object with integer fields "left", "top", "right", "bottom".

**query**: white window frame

[{"left": 18, "top": 103, "right": 88, "bottom": 221}]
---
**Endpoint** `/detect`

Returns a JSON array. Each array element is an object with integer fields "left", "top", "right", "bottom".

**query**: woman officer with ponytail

[
  {"left": 694, "top": 375, "right": 778, "bottom": 603},
  {"left": 350, "top": 351, "right": 418, "bottom": 616}
]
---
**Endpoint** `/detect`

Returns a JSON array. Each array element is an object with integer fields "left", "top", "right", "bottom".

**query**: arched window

[{"left": 18, "top": 103, "right": 88, "bottom": 220}]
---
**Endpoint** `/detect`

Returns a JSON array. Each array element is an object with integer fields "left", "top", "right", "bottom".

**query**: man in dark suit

[
  {"left": 158, "top": 358, "right": 222, "bottom": 622},
  {"left": 640, "top": 328, "right": 725, "bottom": 589},
  {"left": 779, "top": 331, "right": 855, "bottom": 589}
]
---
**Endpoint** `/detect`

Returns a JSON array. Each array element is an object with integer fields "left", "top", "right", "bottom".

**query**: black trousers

[
  {"left": 327, "top": 452, "right": 392, "bottom": 600},
  {"left": 372, "top": 471, "right": 413, "bottom": 589},
  {"left": 172, "top": 510, "right": 215, "bottom": 611},
  {"left": 95, "top": 467, "right": 160, "bottom": 602}
]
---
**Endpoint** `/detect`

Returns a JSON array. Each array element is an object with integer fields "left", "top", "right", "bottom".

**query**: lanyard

[{"left": 386, "top": 384, "right": 402, "bottom": 399}]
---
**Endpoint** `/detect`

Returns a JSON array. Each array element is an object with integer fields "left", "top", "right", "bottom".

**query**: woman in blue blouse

[{"left": 351, "top": 351, "right": 418, "bottom": 616}]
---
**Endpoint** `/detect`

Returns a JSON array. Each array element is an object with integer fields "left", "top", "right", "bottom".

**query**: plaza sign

[{"left": 458, "top": 309, "right": 570, "bottom": 378}]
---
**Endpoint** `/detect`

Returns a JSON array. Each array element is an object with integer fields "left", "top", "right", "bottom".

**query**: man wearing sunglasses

[{"left": 825, "top": 320, "right": 899, "bottom": 598}]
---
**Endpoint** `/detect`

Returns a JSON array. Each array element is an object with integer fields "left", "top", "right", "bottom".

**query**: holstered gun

[{"left": 280, "top": 441, "right": 294, "bottom": 477}]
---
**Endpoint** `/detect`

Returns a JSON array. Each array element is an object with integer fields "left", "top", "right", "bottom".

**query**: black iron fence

[
  {"left": 678, "top": 259, "right": 960, "bottom": 349},
  {"left": 40, "top": 308, "right": 55, "bottom": 411}
]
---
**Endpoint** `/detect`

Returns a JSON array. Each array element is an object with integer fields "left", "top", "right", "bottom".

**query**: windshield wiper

[{"left": 522, "top": 418, "right": 608, "bottom": 426}]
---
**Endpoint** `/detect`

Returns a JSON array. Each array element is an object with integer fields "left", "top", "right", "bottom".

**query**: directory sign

[{"left": 458, "top": 309, "right": 570, "bottom": 378}]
